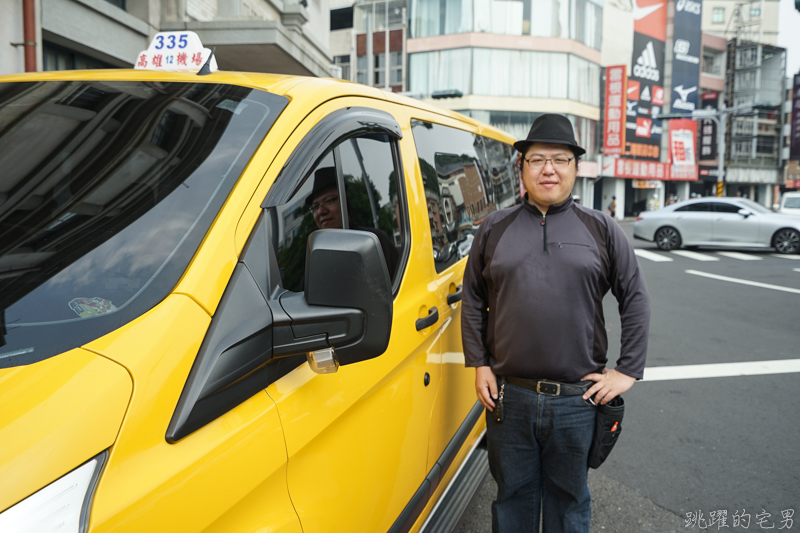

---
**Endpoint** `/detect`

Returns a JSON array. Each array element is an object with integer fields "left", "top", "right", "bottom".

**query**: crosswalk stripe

[
  {"left": 671, "top": 250, "right": 719, "bottom": 261},
  {"left": 771, "top": 254, "right": 800, "bottom": 260},
  {"left": 715, "top": 251, "right": 762, "bottom": 261},
  {"left": 794, "top": 268, "right": 800, "bottom": 273},
  {"left": 686, "top": 269, "right": 800, "bottom": 294},
  {"left": 634, "top": 249, "right": 673, "bottom": 262},
  {"left": 644, "top": 359, "right": 800, "bottom": 381}
]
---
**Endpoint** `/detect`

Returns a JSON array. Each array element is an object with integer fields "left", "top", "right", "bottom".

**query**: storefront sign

[
  {"left": 615, "top": 158, "right": 668, "bottom": 179},
  {"left": 604, "top": 66, "right": 628, "bottom": 156},
  {"left": 670, "top": 0, "right": 702, "bottom": 113},
  {"left": 791, "top": 74, "right": 800, "bottom": 161},
  {"left": 626, "top": 20, "right": 666, "bottom": 161}
]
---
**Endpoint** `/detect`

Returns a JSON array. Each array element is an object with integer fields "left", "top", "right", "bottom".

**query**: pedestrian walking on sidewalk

[{"left": 461, "top": 113, "right": 651, "bottom": 533}]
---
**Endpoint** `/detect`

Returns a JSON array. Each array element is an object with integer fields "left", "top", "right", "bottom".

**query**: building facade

[{"left": 1, "top": 0, "right": 334, "bottom": 76}]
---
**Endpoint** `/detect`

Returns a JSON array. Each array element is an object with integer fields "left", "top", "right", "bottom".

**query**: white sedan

[{"left": 633, "top": 197, "right": 800, "bottom": 254}]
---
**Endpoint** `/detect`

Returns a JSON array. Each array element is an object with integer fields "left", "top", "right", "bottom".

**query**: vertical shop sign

[
  {"left": 604, "top": 65, "right": 628, "bottom": 155},
  {"left": 791, "top": 74, "right": 800, "bottom": 160},
  {"left": 669, "top": 118, "right": 698, "bottom": 180},
  {"left": 626, "top": 0, "right": 667, "bottom": 161},
  {"left": 670, "top": 0, "right": 702, "bottom": 114},
  {"left": 698, "top": 92, "right": 718, "bottom": 176}
]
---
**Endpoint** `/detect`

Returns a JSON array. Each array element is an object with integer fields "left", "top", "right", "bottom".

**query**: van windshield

[{"left": 0, "top": 80, "right": 287, "bottom": 368}]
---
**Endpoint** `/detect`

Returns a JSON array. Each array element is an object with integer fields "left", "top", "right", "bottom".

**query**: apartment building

[{"left": 1, "top": 0, "right": 334, "bottom": 76}]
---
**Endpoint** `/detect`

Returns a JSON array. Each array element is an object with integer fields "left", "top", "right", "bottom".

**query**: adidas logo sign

[
  {"left": 641, "top": 86, "right": 651, "bottom": 101},
  {"left": 633, "top": 42, "right": 660, "bottom": 82}
]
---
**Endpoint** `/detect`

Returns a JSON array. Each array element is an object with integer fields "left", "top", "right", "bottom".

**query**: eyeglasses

[
  {"left": 524, "top": 157, "right": 575, "bottom": 168},
  {"left": 309, "top": 194, "right": 339, "bottom": 213}
]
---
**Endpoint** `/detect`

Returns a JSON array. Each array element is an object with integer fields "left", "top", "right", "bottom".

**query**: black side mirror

[{"left": 303, "top": 229, "right": 392, "bottom": 366}]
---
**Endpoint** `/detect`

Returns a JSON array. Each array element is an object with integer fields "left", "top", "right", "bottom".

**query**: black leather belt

[{"left": 506, "top": 377, "right": 591, "bottom": 397}]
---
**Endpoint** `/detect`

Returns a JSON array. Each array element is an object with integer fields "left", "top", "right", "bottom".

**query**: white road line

[
  {"left": 794, "top": 268, "right": 800, "bottom": 273},
  {"left": 715, "top": 251, "right": 762, "bottom": 261},
  {"left": 644, "top": 359, "right": 800, "bottom": 381},
  {"left": 634, "top": 249, "right": 673, "bottom": 262},
  {"left": 671, "top": 250, "right": 719, "bottom": 261},
  {"left": 686, "top": 269, "right": 800, "bottom": 294},
  {"left": 771, "top": 254, "right": 800, "bottom": 260}
]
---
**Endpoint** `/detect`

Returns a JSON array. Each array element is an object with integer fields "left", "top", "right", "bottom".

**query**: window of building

[
  {"left": 374, "top": 54, "right": 386, "bottom": 86},
  {"left": 750, "top": 6, "right": 760, "bottom": 17},
  {"left": 390, "top": 51, "right": 403, "bottom": 85},
  {"left": 702, "top": 51, "right": 723, "bottom": 76},
  {"left": 43, "top": 42, "right": 113, "bottom": 71},
  {"left": 334, "top": 55, "right": 351, "bottom": 81},
  {"left": 330, "top": 6, "right": 354, "bottom": 30},
  {"left": 712, "top": 7, "right": 724, "bottom": 23},
  {"left": 357, "top": 55, "right": 367, "bottom": 84}
]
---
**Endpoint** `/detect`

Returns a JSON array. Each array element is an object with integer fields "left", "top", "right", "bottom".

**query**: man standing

[{"left": 461, "top": 114, "right": 650, "bottom": 533}]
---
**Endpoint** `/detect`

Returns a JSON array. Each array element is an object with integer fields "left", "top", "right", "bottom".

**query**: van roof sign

[{"left": 135, "top": 31, "right": 218, "bottom": 73}]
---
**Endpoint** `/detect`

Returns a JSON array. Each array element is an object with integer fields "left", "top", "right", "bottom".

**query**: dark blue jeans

[{"left": 486, "top": 381, "right": 597, "bottom": 533}]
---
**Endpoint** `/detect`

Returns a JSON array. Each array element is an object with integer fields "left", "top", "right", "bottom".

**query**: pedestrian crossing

[{"left": 634, "top": 249, "right": 800, "bottom": 263}]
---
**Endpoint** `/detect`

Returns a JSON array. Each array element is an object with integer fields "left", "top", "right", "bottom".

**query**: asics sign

[
  {"left": 634, "top": 42, "right": 660, "bottom": 81},
  {"left": 676, "top": 0, "right": 701, "bottom": 14}
]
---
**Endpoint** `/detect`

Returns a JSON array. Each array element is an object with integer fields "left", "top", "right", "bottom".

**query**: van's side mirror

[{"left": 303, "top": 229, "right": 392, "bottom": 367}]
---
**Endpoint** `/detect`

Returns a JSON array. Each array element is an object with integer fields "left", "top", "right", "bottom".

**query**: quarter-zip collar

[{"left": 522, "top": 194, "right": 575, "bottom": 218}]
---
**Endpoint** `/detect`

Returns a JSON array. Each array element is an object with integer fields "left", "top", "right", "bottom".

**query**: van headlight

[{"left": 0, "top": 451, "right": 107, "bottom": 533}]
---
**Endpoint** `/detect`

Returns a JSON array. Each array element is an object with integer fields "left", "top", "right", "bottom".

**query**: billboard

[
  {"left": 626, "top": 33, "right": 666, "bottom": 160},
  {"left": 699, "top": 92, "right": 719, "bottom": 176},
  {"left": 670, "top": 0, "right": 702, "bottom": 114},
  {"left": 791, "top": 74, "right": 800, "bottom": 161},
  {"left": 603, "top": 65, "right": 628, "bottom": 156},
  {"left": 669, "top": 118, "right": 698, "bottom": 180}
]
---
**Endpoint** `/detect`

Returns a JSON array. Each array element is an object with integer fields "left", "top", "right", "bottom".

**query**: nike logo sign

[{"left": 633, "top": 0, "right": 663, "bottom": 20}]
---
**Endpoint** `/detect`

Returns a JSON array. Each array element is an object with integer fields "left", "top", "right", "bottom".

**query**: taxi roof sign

[{"left": 135, "top": 31, "right": 218, "bottom": 73}]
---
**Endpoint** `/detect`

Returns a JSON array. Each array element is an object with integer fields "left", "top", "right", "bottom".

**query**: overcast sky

[{"left": 778, "top": 0, "right": 800, "bottom": 78}]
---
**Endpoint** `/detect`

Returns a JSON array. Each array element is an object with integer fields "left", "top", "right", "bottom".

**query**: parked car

[
  {"left": 0, "top": 32, "right": 521, "bottom": 533},
  {"left": 634, "top": 197, "right": 800, "bottom": 254},
  {"left": 777, "top": 191, "right": 800, "bottom": 216}
]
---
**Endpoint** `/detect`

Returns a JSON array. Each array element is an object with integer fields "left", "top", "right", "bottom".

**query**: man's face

[
  {"left": 310, "top": 185, "right": 342, "bottom": 229},
  {"left": 521, "top": 143, "right": 577, "bottom": 210}
]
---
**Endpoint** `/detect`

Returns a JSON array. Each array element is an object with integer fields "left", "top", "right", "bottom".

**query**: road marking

[
  {"left": 644, "top": 359, "right": 800, "bottom": 381},
  {"left": 671, "top": 250, "right": 719, "bottom": 261},
  {"left": 634, "top": 249, "right": 673, "bottom": 262},
  {"left": 771, "top": 254, "right": 800, "bottom": 260},
  {"left": 686, "top": 269, "right": 800, "bottom": 294},
  {"left": 715, "top": 251, "right": 762, "bottom": 261},
  {"left": 795, "top": 268, "right": 800, "bottom": 273}
]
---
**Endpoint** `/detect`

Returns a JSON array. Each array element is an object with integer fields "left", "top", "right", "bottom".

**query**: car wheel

[
  {"left": 773, "top": 228, "right": 800, "bottom": 254},
  {"left": 654, "top": 226, "right": 682, "bottom": 251}
]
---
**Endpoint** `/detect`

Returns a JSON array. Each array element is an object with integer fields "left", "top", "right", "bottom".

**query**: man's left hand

[{"left": 581, "top": 369, "right": 635, "bottom": 405}]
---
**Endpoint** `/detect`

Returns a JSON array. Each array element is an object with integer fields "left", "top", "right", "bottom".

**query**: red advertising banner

[
  {"left": 669, "top": 118, "right": 698, "bottom": 180},
  {"left": 604, "top": 66, "right": 628, "bottom": 155}
]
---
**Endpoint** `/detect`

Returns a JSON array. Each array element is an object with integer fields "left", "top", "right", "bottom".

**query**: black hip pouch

[{"left": 587, "top": 395, "right": 625, "bottom": 469}]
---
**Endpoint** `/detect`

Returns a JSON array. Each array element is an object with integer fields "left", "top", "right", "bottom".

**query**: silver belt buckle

[{"left": 536, "top": 381, "right": 561, "bottom": 396}]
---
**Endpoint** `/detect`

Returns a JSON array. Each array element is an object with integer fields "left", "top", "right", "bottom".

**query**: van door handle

[
  {"left": 446, "top": 285, "right": 463, "bottom": 305},
  {"left": 415, "top": 306, "right": 439, "bottom": 331}
]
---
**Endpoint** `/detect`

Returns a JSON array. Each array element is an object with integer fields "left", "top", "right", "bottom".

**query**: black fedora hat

[
  {"left": 513, "top": 113, "right": 586, "bottom": 156},
  {"left": 305, "top": 166, "right": 338, "bottom": 205}
]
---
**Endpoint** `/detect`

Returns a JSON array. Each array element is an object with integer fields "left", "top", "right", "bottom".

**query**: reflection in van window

[
  {"left": 274, "top": 135, "right": 404, "bottom": 292},
  {"left": 0, "top": 81, "right": 288, "bottom": 368},
  {"left": 411, "top": 120, "right": 519, "bottom": 273}
]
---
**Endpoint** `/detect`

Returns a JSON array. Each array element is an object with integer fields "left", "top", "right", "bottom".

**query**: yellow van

[{"left": 0, "top": 57, "right": 520, "bottom": 532}]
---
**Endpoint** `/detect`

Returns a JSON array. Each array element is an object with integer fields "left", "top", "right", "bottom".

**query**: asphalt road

[{"left": 457, "top": 219, "right": 800, "bottom": 533}]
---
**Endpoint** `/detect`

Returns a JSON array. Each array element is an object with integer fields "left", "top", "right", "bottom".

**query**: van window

[
  {"left": 274, "top": 134, "right": 405, "bottom": 292},
  {"left": 411, "top": 120, "right": 517, "bottom": 272},
  {"left": 0, "top": 81, "right": 288, "bottom": 368}
]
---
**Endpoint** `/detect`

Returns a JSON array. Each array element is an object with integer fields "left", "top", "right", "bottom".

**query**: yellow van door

[
  {"left": 257, "top": 97, "right": 445, "bottom": 532},
  {"left": 407, "top": 115, "right": 520, "bottom": 477}
]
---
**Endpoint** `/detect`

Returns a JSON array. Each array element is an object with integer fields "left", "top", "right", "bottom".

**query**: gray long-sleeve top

[{"left": 461, "top": 196, "right": 651, "bottom": 382}]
